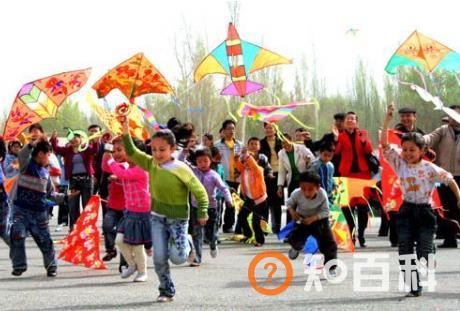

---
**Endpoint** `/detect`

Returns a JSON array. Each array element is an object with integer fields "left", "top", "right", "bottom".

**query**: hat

[
  {"left": 166, "top": 117, "right": 181, "bottom": 130},
  {"left": 442, "top": 116, "right": 449, "bottom": 122},
  {"left": 398, "top": 107, "right": 416, "bottom": 114}
]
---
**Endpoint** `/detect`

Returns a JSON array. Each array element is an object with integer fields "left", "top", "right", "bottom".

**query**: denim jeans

[
  {"left": 0, "top": 200, "right": 10, "bottom": 245},
  {"left": 9, "top": 206, "right": 56, "bottom": 270},
  {"left": 103, "top": 208, "right": 124, "bottom": 252},
  {"left": 397, "top": 202, "right": 437, "bottom": 293},
  {"left": 190, "top": 207, "right": 217, "bottom": 264},
  {"left": 68, "top": 175, "right": 93, "bottom": 230},
  {"left": 151, "top": 214, "right": 191, "bottom": 298}
]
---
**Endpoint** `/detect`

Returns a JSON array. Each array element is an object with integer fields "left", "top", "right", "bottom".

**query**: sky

[{"left": 1, "top": 0, "right": 459, "bottom": 114}]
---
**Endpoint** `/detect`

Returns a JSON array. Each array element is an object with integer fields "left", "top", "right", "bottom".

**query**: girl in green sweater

[{"left": 120, "top": 118, "right": 208, "bottom": 303}]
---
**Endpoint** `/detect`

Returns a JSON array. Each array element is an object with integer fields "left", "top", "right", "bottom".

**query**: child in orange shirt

[{"left": 235, "top": 147, "right": 268, "bottom": 246}]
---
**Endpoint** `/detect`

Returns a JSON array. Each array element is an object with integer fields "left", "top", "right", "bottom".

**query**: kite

[
  {"left": 92, "top": 52, "right": 173, "bottom": 99},
  {"left": 185, "top": 107, "right": 204, "bottom": 113},
  {"left": 329, "top": 197, "right": 355, "bottom": 252},
  {"left": 237, "top": 101, "right": 315, "bottom": 127},
  {"left": 92, "top": 52, "right": 174, "bottom": 132},
  {"left": 194, "top": 23, "right": 292, "bottom": 97},
  {"left": 409, "top": 84, "right": 460, "bottom": 123},
  {"left": 345, "top": 28, "right": 359, "bottom": 36},
  {"left": 86, "top": 93, "right": 150, "bottom": 140},
  {"left": 379, "top": 129, "right": 404, "bottom": 214},
  {"left": 59, "top": 195, "right": 106, "bottom": 270},
  {"left": 333, "top": 177, "right": 377, "bottom": 207},
  {"left": 385, "top": 31, "right": 460, "bottom": 74},
  {"left": 3, "top": 68, "right": 91, "bottom": 141}
]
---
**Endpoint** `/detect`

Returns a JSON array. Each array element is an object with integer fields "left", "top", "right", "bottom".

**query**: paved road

[{"left": 1, "top": 216, "right": 459, "bottom": 310}]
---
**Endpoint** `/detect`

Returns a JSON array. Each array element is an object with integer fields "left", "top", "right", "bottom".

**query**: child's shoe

[
  {"left": 47, "top": 267, "right": 57, "bottom": 277},
  {"left": 133, "top": 272, "right": 148, "bottom": 282},
  {"left": 288, "top": 248, "right": 300, "bottom": 260},
  {"left": 210, "top": 246, "right": 218, "bottom": 258},
  {"left": 11, "top": 268, "right": 26, "bottom": 277},
  {"left": 102, "top": 249, "right": 117, "bottom": 262},
  {"left": 186, "top": 235, "right": 196, "bottom": 264},
  {"left": 156, "top": 295, "right": 174, "bottom": 303},
  {"left": 121, "top": 265, "right": 137, "bottom": 279}
]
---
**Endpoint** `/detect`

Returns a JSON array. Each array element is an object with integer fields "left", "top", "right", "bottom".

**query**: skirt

[{"left": 118, "top": 211, "right": 152, "bottom": 247}]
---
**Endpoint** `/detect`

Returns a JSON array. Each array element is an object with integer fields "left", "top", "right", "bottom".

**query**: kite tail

[
  {"left": 288, "top": 113, "right": 314, "bottom": 129},
  {"left": 225, "top": 100, "right": 238, "bottom": 122}
]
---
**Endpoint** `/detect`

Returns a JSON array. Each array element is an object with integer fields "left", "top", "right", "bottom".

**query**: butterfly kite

[
  {"left": 385, "top": 31, "right": 460, "bottom": 121},
  {"left": 238, "top": 101, "right": 316, "bottom": 140},
  {"left": 3, "top": 68, "right": 91, "bottom": 141},
  {"left": 385, "top": 31, "right": 460, "bottom": 74},
  {"left": 194, "top": 23, "right": 292, "bottom": 98},
  {"left": 92, "top": 52, "right": 174, "bottom": 132}
]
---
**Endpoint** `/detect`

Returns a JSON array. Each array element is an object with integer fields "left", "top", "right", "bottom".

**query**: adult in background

[
  {"left": 50, "top": 130, "right": 99, "bottom": 230},
  {"left": 277, "top": 133, "right": 314, "bottom": 225},
  {"left": 304, "top": 113, "right": 345, "bottom": 155},
  {"left": 260, "top": 123, "right": 283, "bottom": 233},
  {"left": 215, "top": 120, "right": 244, "bottom": 233},
  {"left": 424, "top": 105, "right": 460, "bottom": 248},
  {"left": 333, "top": 111, "right": 374, "bottom": 247}
]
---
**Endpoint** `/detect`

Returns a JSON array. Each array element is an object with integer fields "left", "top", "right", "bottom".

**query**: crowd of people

[{"left": 0, "top": 104, "right": 460, "bottom": 300}]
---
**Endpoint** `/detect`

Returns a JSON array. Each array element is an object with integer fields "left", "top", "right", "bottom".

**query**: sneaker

[
  {"left": 119, "top": 265, "right": 128, "bottom": 274},
  {"left": 189, "top": 262, "right": 200, "bottom": 267},
  {"left": 55, "top": 224, "right": 63, "bottom": 232},
  {"left": 102, "top": 250, "right": 117, "bottom": 262},
  {"left": 210, "top": 246, "right": 218, "bottom": 258},
  {"left": 186, "top": 235, "right": 196, "bottom": 264},
  {"left": 47, "top": 267, "right": 57, "bottom": 277},
  {"left": 156, "top": 295, "right": 174, "bottom": 303},
  {"left": 288, "top": 248, "right": 300, "bottom": 260},
  {"left": 133, "top": 272, "right": 148, "bottom": 282},
  {"left": 254, "top": 243, "right": 263, "bottom": 247},
  {"left": 121, "top": 266, "right": 137, "bottom": 279},
  {"left": 11, "top": 268, "right": 26, "bottom": 276}
]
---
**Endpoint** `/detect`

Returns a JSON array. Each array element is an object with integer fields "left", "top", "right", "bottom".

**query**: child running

[
  {"left": 235, "top": 147, "right": 268, "bottom": 246},
  {"left": 120, "top": 117, "right": 208, "bottom": 303},
  {"left": 9, "top": 139, "right": 71, "bottom": 277},
  {"left": 101, "top": 137, "right": 127, "bottom": 270},
  {"left": 105, "top": 138, "right": 152, "bottom": 283},
  {"left": 189, "top": 148, "right": 233, "bottom": 266},
  {"left": 381, "top": 104, "right": 460, "bottom": 297},
  {"left": 286, "top": 171, "right": 338, "bottom": 277}
]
